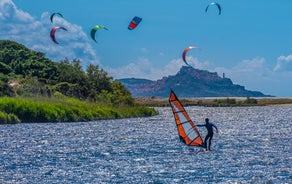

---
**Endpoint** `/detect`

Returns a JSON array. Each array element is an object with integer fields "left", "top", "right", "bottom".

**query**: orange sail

[{"left": 169, "top": 90, "right": 203, "bottom": 146}]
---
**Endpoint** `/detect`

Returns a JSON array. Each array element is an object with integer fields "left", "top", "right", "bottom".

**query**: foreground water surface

[{"left": 0, "top": 106, "right": 291, "bottom": 183}]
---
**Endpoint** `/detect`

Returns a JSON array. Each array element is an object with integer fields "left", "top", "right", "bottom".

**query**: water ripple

[{"left": 0, "top": 106, "right": 291, "bottom": 183}]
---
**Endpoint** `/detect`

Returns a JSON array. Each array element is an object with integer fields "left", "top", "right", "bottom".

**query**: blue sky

[{"left": 1, "top": 0, "right": 292, "bottom": 97}]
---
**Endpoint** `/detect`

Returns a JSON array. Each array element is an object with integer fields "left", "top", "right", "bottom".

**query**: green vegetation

[
  {"left": 1, "top": 40, "right": 290, "bottom": 123},
  {"left": 0, "top": 40, "right": 132, "bottom": 103},
  {"left": 0, "top": 111, "right": 20, "bottom": 124},
  {"left": 211, "top": 97, "right": 258, "bottom": 106},
  {"left": 0, "top": 40, "right": 158, "bottom": 123},
  {"left": 135, "top": 96, "right": 292, "bottom": 107},
  {"left": 257, "top": 98, "right": 292, "bottom": 106},
  {"left": 0, "top": 96, "right": 157, "bottom": 123}
]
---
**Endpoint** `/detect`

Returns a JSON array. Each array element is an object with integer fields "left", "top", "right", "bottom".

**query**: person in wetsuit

[{"left": 197, "top": 118, "right": 218, "bottom": 151}]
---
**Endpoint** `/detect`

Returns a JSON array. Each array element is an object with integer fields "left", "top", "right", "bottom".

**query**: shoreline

[
  {"left": 0, "top": 97, "right": 158, "bottom": 124},
  {"left": 266, "top": 103, "right": 292, "bottom": 107},
  {"left": 135, "top": 96, "right": 292, "bottom": 107}
]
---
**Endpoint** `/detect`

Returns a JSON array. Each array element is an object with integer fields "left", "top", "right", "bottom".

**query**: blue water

[{"left": 0, "top": 106, "right": 291, "bottom": 183}]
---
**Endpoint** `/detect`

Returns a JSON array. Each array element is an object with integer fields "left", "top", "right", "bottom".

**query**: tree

[
  {"left": 0, "top": 40, "right": 135, "bottom": 107},
  {"left": 87, "top": 64, "right": 113, "bottom": 93}
]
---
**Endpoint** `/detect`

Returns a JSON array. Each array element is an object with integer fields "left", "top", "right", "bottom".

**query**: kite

[
  {"left": 50, "top": 26, "right": 67, "bottom": 44},
  {"left": 50, "top": 13, "right": 64, "bottom": 23},
  {"left": 182, "top": 46, "right": 198, "bottom": 67},
  {"left": 90, "top": 25, "right": 109, "bottom": 42},
  {"left": 128, "top": 16, "right": 142, "bottom": 30},
  {"left": 205, "top": 2, "right": 222, "bottom": 15}
]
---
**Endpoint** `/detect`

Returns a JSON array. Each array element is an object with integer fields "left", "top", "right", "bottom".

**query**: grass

[
  {"left": 1, "top": 96, "right": 290, "bottom": 124},
  {"left": 0, "top": 111, "right": 21, "bottom": 124},
  {"left": 135, "top": 96, "right": 292, "bottom": 107},
  {"left": 0, "top": 96, "right": 158, "bottom": 123}
]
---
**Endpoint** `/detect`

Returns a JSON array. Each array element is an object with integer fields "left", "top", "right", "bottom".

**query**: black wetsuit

[{"left": 198, "top": 122, "right": 218, "bottom": 150}]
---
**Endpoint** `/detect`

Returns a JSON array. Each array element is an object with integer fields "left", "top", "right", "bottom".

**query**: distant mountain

[{"left": 117, "top": 66, "right": 272, "bottom": 98}]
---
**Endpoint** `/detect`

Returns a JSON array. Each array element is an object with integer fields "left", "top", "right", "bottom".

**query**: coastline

[
  {"left": 266, "top": 103, "right": 292, "bottom": 107},
  {"left": 0, "top": 97, "right": 158, "bottom": 124},
  {"left": 135, "top": 96, "right": 292, "bottom": 107}
]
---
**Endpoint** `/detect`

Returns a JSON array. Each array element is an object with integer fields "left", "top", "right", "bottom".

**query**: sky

[{"left": 1, "top": 0, "right": 292, "bottom": 97}]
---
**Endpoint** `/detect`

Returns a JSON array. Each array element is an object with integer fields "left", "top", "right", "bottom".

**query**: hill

[
  {"left": 0, "top": 40, "right": 134, "bottom": 106},
  {"left": 0, "top": 40, "right": 158, "bottom": 123},
  {"left": 117, "top": 66, "right": 272, "bottom": 98}
]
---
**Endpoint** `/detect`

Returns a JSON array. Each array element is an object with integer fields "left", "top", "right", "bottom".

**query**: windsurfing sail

[{"left": 169, "top": 89, "right": 203, "bottom": 146}]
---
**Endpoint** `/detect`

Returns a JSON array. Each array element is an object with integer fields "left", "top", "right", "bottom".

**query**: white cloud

[
  {"left": 0, "top": 0, "right": 98, "bottom": 67},
  {"left": 274, "top": 55, "right": 292, "bottom": 72},
  {"left": 106, "top": 58, "right": 168, "bottom": 80},
  {"left": 214, "top": 57, "right": 270, "bottom": 83},
  {"left": 139, "top": 47, "right": 148, "bottom": 53},
  {"left": 1, "top": 0, "right": 290, "bottom": 97},
  {"left": 106, "top": 56, "right": 210, "bottom": 80},
  {"left": 0, "top": 0, "right": 33, "bottom": 22},
  {"left": 107, "top": 55, "right": 291, "bottom": 96},
  {"left": 213, "top": 57, "right": 292, "bottom": 96},
  {"left": 186, "top": 56, "right": 211, "bottom": 70}
]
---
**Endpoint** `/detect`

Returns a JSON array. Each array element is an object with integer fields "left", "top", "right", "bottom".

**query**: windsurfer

[{"left": 197, "top": 118, "right": 218, "bottom": 151}]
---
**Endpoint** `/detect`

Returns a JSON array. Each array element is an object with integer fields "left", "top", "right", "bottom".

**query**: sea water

[{"left": 0, "top": 106, "right": 291, "bottom": 183}]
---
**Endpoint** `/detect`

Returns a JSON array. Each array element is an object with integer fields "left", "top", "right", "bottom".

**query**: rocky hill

[{"left": 117, "top": 66, "right": 272, "bottom": 98}]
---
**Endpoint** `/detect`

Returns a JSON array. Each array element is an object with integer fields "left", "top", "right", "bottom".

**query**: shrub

[
  {"left": 0, "top": 111, "right": 20, "bottom": 124},
  {"left": 0, "top": 96, "right": 158, "bottom": 123}
]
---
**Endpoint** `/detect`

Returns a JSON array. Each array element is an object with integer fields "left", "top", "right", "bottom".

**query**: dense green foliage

[
  {"left": 0, "top": 96, "right": 157, "bottom": 123},
  {"left": 0, "top": 40, "right": 133, "bottom": 106},
  {"left": 0, "top": 40, "right": 158, "bottom": 123},
  {"left": 0, "top": 111, "right": 20, "bottom": 124}
]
